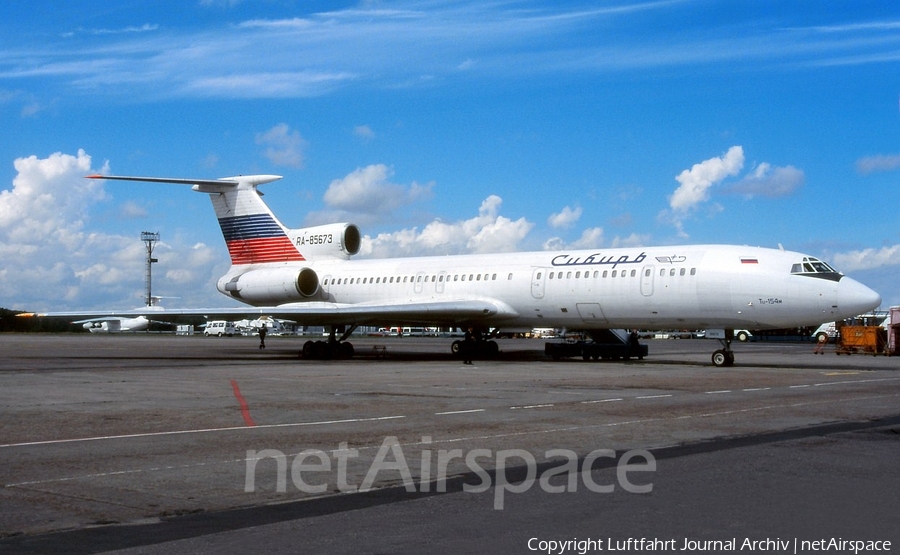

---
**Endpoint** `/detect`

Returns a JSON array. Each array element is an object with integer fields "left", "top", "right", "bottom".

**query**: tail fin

[
  {"left": 204, "top": 175, "right": 305, "bottom": 265},
  {"left": 86, "top": 174, "right": 305, "bottom": 265}
]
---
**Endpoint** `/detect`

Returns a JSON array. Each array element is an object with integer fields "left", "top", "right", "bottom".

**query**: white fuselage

[
  {"left": 221, "top": 244, "right": 879, "bottom": 332},
  {"left": 83, "top": 316, "right": 150, "bottom": 333}
]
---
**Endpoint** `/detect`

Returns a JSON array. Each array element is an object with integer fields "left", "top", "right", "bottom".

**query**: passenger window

[
  {"left": 603, "top": 270, "right": 608, "bottom": 278},
  {"left": 679, "top": 268, "right": 685, "bottom": 276},
  {"left": 669, "top": 269, "right": 675, "bottom": 276},
  {"left": 690, "top": 268, "right": 696, "bottom": 276},
  {"left": 645, "top": 269, "right": 650, "bottom": 277},
  {"left": 630, "top": 270, "right": 636, "bottom": 277},
  {"left": 612, "top": 270, "right": 617, "bottom": 277}
]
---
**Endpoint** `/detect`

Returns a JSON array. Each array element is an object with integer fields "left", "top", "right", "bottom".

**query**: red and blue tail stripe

[{"left": 218, "top": 214, "right": 305, "bottom": 265}]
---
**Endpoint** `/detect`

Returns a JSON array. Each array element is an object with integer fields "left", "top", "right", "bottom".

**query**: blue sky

[{"left": 2, "top": 0, "right": 899, "bottom": 311}]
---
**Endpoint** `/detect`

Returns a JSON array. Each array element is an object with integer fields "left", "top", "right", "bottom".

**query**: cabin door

[{"left": 531, "top": 268, "right": 547, "bottom": 299}]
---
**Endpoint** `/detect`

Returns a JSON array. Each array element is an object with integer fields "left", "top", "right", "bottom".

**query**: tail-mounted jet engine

[
  {"left": 218, "top": 267, "right": 319, "bottom": 305},
  {"left": 290, "top": 223, "right": 361, "bottom": 260}
]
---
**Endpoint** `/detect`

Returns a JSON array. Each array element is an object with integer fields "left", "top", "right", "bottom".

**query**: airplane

[
  {"left": 71, "top": 297, "right": 170, "bottom": 333},
  {"left": 21, "top": 173, "right": 882, "bottom": 366},
  {"left": 76, "top": 314, "right": 151, "bottom": 333}
]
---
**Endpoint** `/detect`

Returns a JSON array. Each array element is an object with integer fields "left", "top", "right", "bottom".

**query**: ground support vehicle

[
  {"left": 837, "top": 325, "right": 888, "bottom": 355},
  {"left": 544, "top": 340, "right": 647, "bottom": 361}
]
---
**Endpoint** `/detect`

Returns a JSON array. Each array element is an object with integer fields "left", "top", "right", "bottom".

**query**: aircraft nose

[{"left": 837, "top": 276, "right": 881, "bottom": 316}]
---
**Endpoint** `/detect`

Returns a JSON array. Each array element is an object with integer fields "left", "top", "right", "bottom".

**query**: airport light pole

[{"left": 141, "top": 231, "right": 160, "bottom": 307}]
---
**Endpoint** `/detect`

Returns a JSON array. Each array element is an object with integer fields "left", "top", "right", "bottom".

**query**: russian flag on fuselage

[{"left": 218, "top": 214, "right": 305, "bottom": 265}]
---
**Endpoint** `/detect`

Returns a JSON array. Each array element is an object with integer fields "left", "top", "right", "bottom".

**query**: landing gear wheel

[
  {"left": 485, "top": 340, "right": 499, "bottom": 357},
  {"left": 337, "top": 342, "right": 354, "bottom": 359},
  {"left": 712, "top": 349, "right": 735, "bottom": 367},
  {"left": 301, "top": 340, "right": 315, "bottom": 358}
]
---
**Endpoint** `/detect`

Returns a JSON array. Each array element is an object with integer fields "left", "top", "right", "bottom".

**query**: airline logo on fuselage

[
  {"left": 218, "top": 214, "right": 305, "bottom": 265},
  {"left": 551, "top": 252, "right": 647, "bottom": 268}
]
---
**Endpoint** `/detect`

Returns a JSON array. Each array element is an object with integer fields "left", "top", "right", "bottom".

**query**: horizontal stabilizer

[{"left": 85, "top": 174, "right": 282, "bottom": 187}]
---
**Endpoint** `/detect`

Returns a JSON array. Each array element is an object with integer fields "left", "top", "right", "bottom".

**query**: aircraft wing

[{"left": 20, "top": 298, "right": 519, "bottom": 327}]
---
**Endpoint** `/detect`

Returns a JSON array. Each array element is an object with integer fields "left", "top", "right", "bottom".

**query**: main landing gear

[
  {"left": 711, "top": 330, "right": 735, "bottom": 367},
  {"left": 450, "top": 328, "right": 499, "bottom": 359},
  {"left": 300, "top": 326, "right": 356, "bottom": 360}
]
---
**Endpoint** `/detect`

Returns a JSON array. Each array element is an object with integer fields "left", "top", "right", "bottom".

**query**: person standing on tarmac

[
  {"left": 258, "top": 324, "right": 267, "bottom": 350},
  {"left": 463, "top": 327, "right": 475, "bottom": 365}
]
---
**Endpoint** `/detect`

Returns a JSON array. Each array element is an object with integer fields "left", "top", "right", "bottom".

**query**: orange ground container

[{"left": 837, "top": 325, "right": 887, "bottom": 355}]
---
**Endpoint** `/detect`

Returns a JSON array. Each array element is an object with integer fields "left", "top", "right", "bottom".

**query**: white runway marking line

[
  {"left": 581, "top": 398, "right": 624, "bottom": 404},
  {"left": 705, "top": 390, "right": 732, "bottom": 394},
  {"left": 510, "top": 403, "right": 555, "bottom": 410},
  {"left": 742, "top": 387, "right": 771, "bottom": 392},
  {"left": 435, "top": 409, "right": 486, "bottom": 415},
  {"left": 813, "top": 377, "right": 900, "bottom": 387},
  {"left": 636, "top": 394, "right": 673, "bottom": 399},
  {"left": 0, "top": 415, "right": 407, "bottom": 449}
]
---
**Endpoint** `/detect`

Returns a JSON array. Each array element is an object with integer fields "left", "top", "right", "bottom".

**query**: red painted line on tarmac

[{"left": 230, "top": 379, "right": 257, "bottom": 427}]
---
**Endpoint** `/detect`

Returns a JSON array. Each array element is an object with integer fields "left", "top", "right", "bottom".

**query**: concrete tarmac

[{"left": 0, "top": 333, "right": 897, "bottom": 554}]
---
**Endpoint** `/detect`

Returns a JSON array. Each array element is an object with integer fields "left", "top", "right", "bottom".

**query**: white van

[
  {"left": 205, "top": 321, "right": 236, "bottom": 337},
  {"left": 812, "top": 322, "right": 838, "bottom": 343}
]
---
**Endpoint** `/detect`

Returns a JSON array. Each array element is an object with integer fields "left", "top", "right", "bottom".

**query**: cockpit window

[{"left": 791, "top": 257, "right": 841, "bottom": 281}]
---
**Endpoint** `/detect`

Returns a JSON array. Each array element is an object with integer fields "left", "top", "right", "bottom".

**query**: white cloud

[
  {"left": 354, "top": 125, "right": 376, "bottom": 141},
  {"left": 727, "top": 163, "right": 804, "bottom": 197},
  {"left": 543, "top": 227, "right": 604, "bottom": 251},
  {"left": 669, "top": 146, "right": 744, "bottom": 212},
  {"left": 548, "top": 205, "right": 582, "bottom": 228},
  {"left": 360, "top": 195, "right": 533, "bottom": 257},
  {"left": 661, "top": 146, "right": 744, "bottom": 237},
  {"left": 313, "top": 164, "right": 434, "bottom": 225},
  {"left": 119, "top": 200, "right": 148, "bottom": 219},
  {"left": 0, "top": 151, "right": 230, "bottom": 311},
  {"left": 255, "top": 123, "right": 307, "bottom": 168},
  {"left": 0, "top": 150, "right": 107, "bottom": 244},
  {"left": 7, "top": 3, "right": 898, "bottom": 103},
  {"left": 856, "top": 153, "right": 900, "bottom": 175},
  {"left": 830, "top": 245, "right": 900, "bottom": 272}
]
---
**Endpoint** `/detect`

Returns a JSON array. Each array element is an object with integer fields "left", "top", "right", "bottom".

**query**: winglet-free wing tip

[{"left": 85, "top": 174, "right": 105, "bottom": 179}]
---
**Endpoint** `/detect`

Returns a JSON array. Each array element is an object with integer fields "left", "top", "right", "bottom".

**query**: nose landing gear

[{"left": 711, "top": 329, "right": 735, "bottom": 367}]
